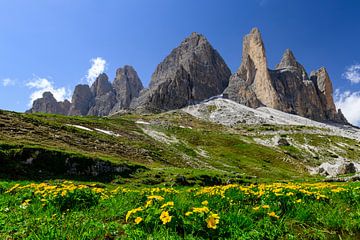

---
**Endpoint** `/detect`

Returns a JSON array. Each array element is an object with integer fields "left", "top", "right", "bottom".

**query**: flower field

[{"left": 0, "top": 181, "right": 359, "bottom": 239}]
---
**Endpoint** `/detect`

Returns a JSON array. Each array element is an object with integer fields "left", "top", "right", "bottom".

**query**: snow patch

[
  {"left": 94, "top": 128, "right": 121, "bottom": 137},
  {"left": 66, "top": 124, "right": 93, "bottom": 131},
  {"left": 136, "top": 120, "right": 150, "bottom": 125}
]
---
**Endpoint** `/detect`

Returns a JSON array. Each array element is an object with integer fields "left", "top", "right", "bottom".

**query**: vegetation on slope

[{"left": 0, "top": 181, "right": 359, "bottom": 239}]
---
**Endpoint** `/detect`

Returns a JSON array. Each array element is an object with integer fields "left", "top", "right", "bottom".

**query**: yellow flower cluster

[
  {"left": 195, "top": 182, "right": 349, "bottom": 201},
  {"left": 126, "top": 207, "right": 143, "bottom": 222},
  {"left": 160, "top": 211, "right": 172, "bottom": 224},
  {"left": 206, "top": 213, "right": 220, "bottom": 229},
  {"left": 6, "top": 181, "right": 109, "bottom": 207}
]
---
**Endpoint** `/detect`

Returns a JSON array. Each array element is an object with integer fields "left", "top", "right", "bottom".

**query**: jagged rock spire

[
  {"left": 225, "top": 27, "right": 280, "bottom": 108},
  {"left": 225, "top": 27, "right": 348, "bottom": 124},
  {"left": 68, "top": 84, "right": 94, "bottom": 116},
  {"left": 88, "top": 73, "right": 116, "bottom": 116},
  {"left": 276, "top": 49, "right": 298, "bottom": 69},
  {"left": 111, "top": 65, "right": 143, "bottom": 113},
  {"left": 90, "top": 73, "right": 112, "bottom": 97},
  {"left": 276, "top": 49, "right": 308, "bottom": 80}
]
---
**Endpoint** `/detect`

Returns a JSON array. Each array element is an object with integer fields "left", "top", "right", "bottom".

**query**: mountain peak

[
  {"left": 90, "top": 73, "right": 112, "bottom": 97},
  {"left": 180, "top": 32, "right": 208, "bottom": 48},
  {"left": 276, "top": 49, "right": 302, "bottom": 70}
]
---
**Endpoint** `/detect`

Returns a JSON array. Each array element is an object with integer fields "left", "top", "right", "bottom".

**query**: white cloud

[
  {"left": 2, "top": 78, "right": 16, "bottom": 87},
  {"left": 26, "top": 76, "right": 71, "bottom": 106},
  {"left": 342, "top": 64, "right": 360, "bottom": 83},
  {"left": 86, "top": 57, "right": 106, "bottom": 85},
  {"left": 335, "top": 89, "right": 360, "bottom": 126}
]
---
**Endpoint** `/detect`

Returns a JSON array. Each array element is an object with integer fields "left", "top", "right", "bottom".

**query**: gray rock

[
  {"left": 88, "top": 73, "right": 117, "bottom": 116},
  {"left": 110, "top": 65, "right": 143, "bottom": 114},
  {"left": 225, "top": 27, "right": 348, "bottom": 124},
  {"left": 310, "top": 68, "right": 348, "bottom": 123},
  {"left": 68, "top": 84, "right": 94, "bottom": 116},
  {"left": 27, "top": 92, "right": 70, "bottom": 115},
  {"left": 338, "top": 162, "right": 357, "bottom": 175},
  {"left": 133, "top": 32, "right": 231, "bottom": 112},
  {"left": 90, "top": 73, "right": 113, "bottom": 97}
]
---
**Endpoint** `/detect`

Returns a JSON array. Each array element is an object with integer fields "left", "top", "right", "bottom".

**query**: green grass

[
  {"left": 1, "top": 109, "right": 360, "bottom": 239},
  {"left": 0, "top": 180, "right": 359, "bottom": 239},
  {"left": 1, "top": 109, "right": 360, "bottom": 183}
]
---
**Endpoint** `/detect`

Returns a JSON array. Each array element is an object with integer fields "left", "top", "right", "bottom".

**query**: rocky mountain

[
  {"left": 26, "top": 91, "right": 70, "bottom": 115},
  {"left": 27, "top": 28, "right": 348, "bottom": 125},
  {"left": 88, "top": 73, "right": 116, "bottom": 116},
  {"left": 28, "top": 66, "right": 143, "bottom": 116},
  {"left": 111, "top": 65, "right": 143, "bottom": 114},
  {"left": 224, "top": 28, "right": 347, "bottom": 124},
  {"left": 68, "top": 84, "right": 94, "bottom": 116},
  {"left": 132, "top": 32, "right": 231, "bottom": 112}
]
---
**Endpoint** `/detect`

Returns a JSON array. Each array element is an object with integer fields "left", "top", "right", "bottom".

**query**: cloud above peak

[
  {"left": 2, "top": 78, "right": 16, "bottom": 87},
  {"left": 342, "top": 64, "right": 360, "bottom": 83},
  {"left": 26, "top": 76, "right": 71, "bottom": 107},
  {"left": 86, "top": 57, "right": 106, "bottom": 85},
  {"left": 335, "top": 89, "right": 360, "bottom": 126}
]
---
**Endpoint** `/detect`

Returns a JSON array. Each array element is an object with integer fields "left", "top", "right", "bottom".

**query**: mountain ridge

[{"left": 27, "top": 28, "right": 348, "bottom": 125}]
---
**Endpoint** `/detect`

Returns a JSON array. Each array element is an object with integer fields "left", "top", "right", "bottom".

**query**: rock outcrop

[
  {"left": 27, "top": 29, "right": 348, "bottom": 124},
  {"left": 26, "top": 92, "right": 70, "bottom": 115},
  {"left": 225, "top": 28, "right": 348, "bottom": 124},
  {"left": 68, "top": 84, "right": 94, "bottom": 116},
  {"left": 133, "top": 32, "right": 231, "bottom": 112},
  {"left": 28, "top": 66, "right": 143, "bottom": 116},
  {"left": 224, "top": 28, "right": 280, "bottom": 108},
  {"left": 111, "top": 65, "right": 143, "bottom": 114},
  {"left": 88, "top": 73, "right": 116, "bottom": 116}
]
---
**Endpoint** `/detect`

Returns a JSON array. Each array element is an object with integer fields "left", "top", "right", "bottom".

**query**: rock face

[
  {"left": 28, "top": 66, "right": 143, "bottom": 116},
  {"left": 68, "top": 84, "right": 94, "bottom": 116},
  {"left": 310, "top": 68, "right": 347, "bottom": 123},
  {"left": 27, "top": 30, "right": 348, "bottom": 124},
  {"left": 26, "top": 92, "right": 70, "bottom": 115},
  {"left": 224, "top": 28, "right": 279, "bottom": 108},
  {"left": 133, "top": 32, "right": 231, "bottom": 112},
  {"left": 225, "top": 28, "right": 348, "bottom": 124},
  {"left": 111, "top": 65, "right": 143, "bottom": 114},
  {"left": 88, "top": 73, "right": 116, "bottom": 116}
]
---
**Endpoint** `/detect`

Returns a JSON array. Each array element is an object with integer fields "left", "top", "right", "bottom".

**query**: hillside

[{"left": 2, "top": 98, "right": 360, "bottom": 184}]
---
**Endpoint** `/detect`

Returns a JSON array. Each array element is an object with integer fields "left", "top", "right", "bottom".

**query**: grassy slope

[{"left": 1, "top": 109, "right": 359, "bottom": 183}]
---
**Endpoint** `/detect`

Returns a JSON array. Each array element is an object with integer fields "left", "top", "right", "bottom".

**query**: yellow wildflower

[
  {"left": 134, "top": 217, "right": 143, "bottom": 224},
  {"left": 5, "top": 184, "right": 20, "bottom": 193},
  {"left": 147, "top": 195, "right": 164, "bottom": 201},
  {"left": 160, "top": 211, "right": 172, "bottom": 224},
  {"left": 262, "top": 205, "right": 270, "bottom": 209},
  {"left": 201, "top": 200, "right": 209, "bottom": 205},
  {"left": 125, "top": 207, "right": 143, "bottom": 222},
  {"left": 267, "top": 211, "right": 280, "bottom": 219},
  {"left": 193, "top": 207, "right": 209, "bottom": 213},
  {"left": 206, "top": 213, "right": 220, "bottom": 229},
  {"left": 295, "top": 199, "right": 302, "bottom": 203},
  {"left": 161, "top": 201, "right": 174, "bottom": 209},
  {"left": 145, "top": 200, "right": 153, "bottom": 208},
  {"left": 185, "top": 211, "right": 193, "bottom": 216},
  {"left": 252, "top": 206, "right": 260, "bottom": 211}
]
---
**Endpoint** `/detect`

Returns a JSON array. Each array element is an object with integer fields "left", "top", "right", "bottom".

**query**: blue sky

[{"left": 0, "top": 0, "right": 360, "bottom": 124}]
